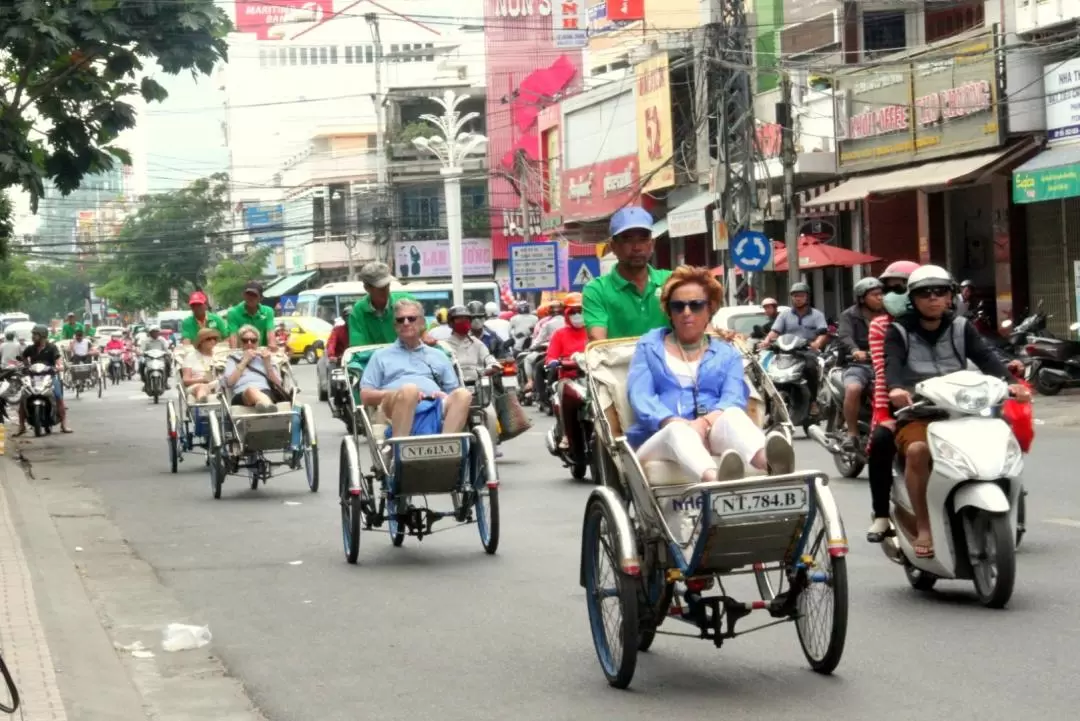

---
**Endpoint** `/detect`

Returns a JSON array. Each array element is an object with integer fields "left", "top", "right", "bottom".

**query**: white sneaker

[
  {"left": 715, "top": 449, "right": 745, "bottom": 482},
  {"left": 765, "top": 432, "right": 795, "bottom": 475}
]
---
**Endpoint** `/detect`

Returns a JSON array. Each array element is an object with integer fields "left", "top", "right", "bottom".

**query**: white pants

[{"left": 637, "top": 407, "right": 765, "bottom": 481}]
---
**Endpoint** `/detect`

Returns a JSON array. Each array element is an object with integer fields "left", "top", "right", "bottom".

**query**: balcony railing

[{"left": 280, "top": 150, "right": 378, "bottom": 189}]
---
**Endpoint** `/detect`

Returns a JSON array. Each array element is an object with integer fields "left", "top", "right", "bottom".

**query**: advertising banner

[
  {"left": 835, "top": 32, "right": 1001, "bottom": 173},
  {"left": 553, "top": 0, "right": 588, "bottom": 48},
  {"left": 234, "top": 0, "right": 332, "bottom": 41},
  {"left": 1044, "top": 58, "right": 1080, "bottom": 142},
  {"left": 560, "top": 155, "right": 640, "bottom": 222},
  {"left": 587, "top": 2, "right": 632, "bottom": 35},
  {"left": 606, "top": 0, "right": 645, "bottom": 21},
  {"left": 393, "top": 239, "right": 494, "bottom": 279},
  {"left": 635, "top": 53, "right": 675, "bottom": 192}
]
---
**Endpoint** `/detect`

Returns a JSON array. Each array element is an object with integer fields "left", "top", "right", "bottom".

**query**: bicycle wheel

[{"left": 795, "top": 515, "right": 848, "bottom": 674}]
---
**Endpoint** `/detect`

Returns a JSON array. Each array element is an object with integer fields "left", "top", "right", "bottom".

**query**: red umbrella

[{"left": 772, "top": 236, "right": 879, "bottom": 271}]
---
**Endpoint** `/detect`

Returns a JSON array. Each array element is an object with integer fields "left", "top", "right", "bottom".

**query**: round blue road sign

[{"left": 730, "top": 230, "right": 772, "bottom": 272}]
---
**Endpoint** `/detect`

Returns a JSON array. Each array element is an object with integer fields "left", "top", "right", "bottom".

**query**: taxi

[{"left": 279, "top": 315, "right": 332, "bottom": 364}]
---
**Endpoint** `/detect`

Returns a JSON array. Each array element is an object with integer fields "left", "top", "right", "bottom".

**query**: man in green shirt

[
  {"left": 225, "top": 282, "right": 278, "bottom": 350},
  {"left": 61, "top": 313, "right": 83, "bottom": 339},
  {"left": 583, "top": 207, "right": 672, "bottom": 341},
  {"left": 348, "top": 261, "right": 428, "bottom": 347},
  {"left": 180, "top": 291, "right": 231, "bottom": 345}
]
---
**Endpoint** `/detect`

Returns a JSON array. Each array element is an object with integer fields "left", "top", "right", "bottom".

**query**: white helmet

[
  {"left": 907, "top": 265, "right": 953, "bottom": 293},
  {"left": 484, "top": 301, "right": 499, "bottom": 318},
  {"left": 148, "top": 325, "right": 160, "bottom": 333},
  {"left": 761, "top": 297, "right": 778, "bottom": 307}
]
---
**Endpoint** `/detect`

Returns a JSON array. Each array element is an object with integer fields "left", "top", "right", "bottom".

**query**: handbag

[{"left": 494, "top": 387, "right": 531, "bottom": 442}]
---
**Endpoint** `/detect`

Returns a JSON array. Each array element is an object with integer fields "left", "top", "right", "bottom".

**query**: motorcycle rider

[
  {"left": 139, "top": 325, "right": 172, "bottom": 390},
  {"left": 758, "top": 282, "right": 829, "bottom": 412},
  {"left": 325, "top": 307, "right": 351, "bottom": 363},
  {"left": 884, "top": 265, "right": 1029, "bottom": 559},
  {"left": 954, "top": 279, "right": 974, "bottom": 317},
  {"left": 582, "top": 206, "right": 671, "bottom": 341},
  {"left": 103, "top": 333, "right": 125, "bottom": 353},
  {"left": 484, "top": 301, "right": 511, "bottom": 344},
  {"left": 16, "top": 325, "right": 71, "bottom": 434},
  {"left": 835, "top": 277, "right": 886, "bottom": 452},
  {"left": 429, "top": 307, "right": 453, "bottom": 341},
  {"left": 466, "top": 300, "right": 501, "bottom": 356},
  {"left": 524, "top": 296, "right": 569, "bottom": 404},
  {"left": 0, "top": 330, "right": 22, "bottom": 367},
  {"left": 756, "top": 298, "right": 780, "bottom": 338},
  {"left": 508, "top": 301, "right": 538, "bottom": 353},
  {"left": 444, "top": 305, "right": 501, "bottom": 448},
  {"left": 545, "top": 296, "right": 589, "bottom": 450},
  {"left": 180, "top": 291, "right": 230, "bottom": 346}
]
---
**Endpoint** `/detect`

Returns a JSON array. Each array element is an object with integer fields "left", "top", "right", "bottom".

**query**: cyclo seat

[{"left": 584, "top": 335, "right": 768, "bottom": 488}]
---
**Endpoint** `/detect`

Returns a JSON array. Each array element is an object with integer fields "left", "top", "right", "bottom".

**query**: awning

[
  {"left": 805, "top": 150, "right": 1012, "bottom": 207},
  {"left": 262, "top": 270, "right": 317, "bottom": 298},
  {"left": 667, "top": 192, "right": 715, "bottom": 238},
  {"left": 652, "top": 218, "right": 669, "bottom": 238},
  {"left": 1012, "top": 143, "right": 1080, "bottom": 204}
]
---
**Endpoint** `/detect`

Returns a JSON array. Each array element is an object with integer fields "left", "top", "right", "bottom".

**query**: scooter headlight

[
  {"left": 929, "top": 435, "right": 978, "bottom": 478},
  {"left": 953, "top": 383, "right": 990, "bottom": 413}
]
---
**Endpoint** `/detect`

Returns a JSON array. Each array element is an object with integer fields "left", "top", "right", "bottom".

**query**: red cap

[{"left": 189, "top": 291, "right": 208, "bottom": 306}]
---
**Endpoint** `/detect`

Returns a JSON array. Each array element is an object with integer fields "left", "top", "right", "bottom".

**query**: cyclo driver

[
  {"left": 69, "top": 328, "right": 95, "bottom": 365},
  {"left": 835, "top": 277, "right": 886, "bottom": 452},
  {"left": 884, "top": 265, "right": 1030, "bottom": 559}
]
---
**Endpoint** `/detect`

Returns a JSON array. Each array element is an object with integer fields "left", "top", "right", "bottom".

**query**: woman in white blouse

[{"left": 182, "top": 328, "right": 220, "bottom": 402}]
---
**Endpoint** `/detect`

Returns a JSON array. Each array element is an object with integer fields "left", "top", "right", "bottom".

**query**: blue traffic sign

[
  {"left": 278, "top": 295, "right": 298, "bottom": 314},
  {"left": 568, "top": 257, "right": 601, "bottom": 290},
  {"left": 730, "top": 230, "right": 772, "bottom": 272},
  {"left": 509, "top": 242, "right": 559, "bottom": 292}
]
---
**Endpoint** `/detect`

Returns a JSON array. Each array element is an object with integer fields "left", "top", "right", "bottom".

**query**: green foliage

[
  {"left": 393, "top": 121, "right": 433, "bottom": 147},
  {"left": 0, "top": 255, "right": 48, "bottom": 312},
  {"left": 207, "top": 247, "right": 273, "bottom": 308},
  {"left": 19, "top": 263, "right": 91, "bottom": 320},
  {"left": 0, "top": 0, "right": 231, "bottom": 251},
  {"left": 94, "top": 173, "right": 231, "bottom": 309}
]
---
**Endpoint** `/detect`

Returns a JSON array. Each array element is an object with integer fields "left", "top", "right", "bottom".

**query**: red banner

[
  {"left": 560, "top": 155, "right": 640, "bottom": 223},
  {"left": 235, "top": 1, "right": 332, "bottom": 41},
  {"left": 607, "top": 0, "right": 645, "bottom": 21}
]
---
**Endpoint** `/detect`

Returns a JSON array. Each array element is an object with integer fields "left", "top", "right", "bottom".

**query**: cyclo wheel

[
  {"left": 387, "top": 496, "right": 405, "bottom": 547},
  {"left": 166, "top": 402, "right": 179, "bottom": 474},
  {"left": 582, "top": 497, "right": 638, "bottom": 689},
  {"left": 207, "top": 411, "right": 224, "bottom": 500},
  {"left": 795, "top": 514, "right": 849, "bottom": 674},
  {"left": 472, "top": 429, "right": 500, "bottom": 554},
  {"left": 340, "top": 440, "right": 361, "bottom": 564},
  {"left": 302, "top": 405, "right": 319, "bottom": 492}
]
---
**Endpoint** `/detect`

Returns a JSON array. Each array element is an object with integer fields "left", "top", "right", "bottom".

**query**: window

[
  {"left": 259, "top": 49, "right": 268, "bottom": 67},
  {"left": 313, "top": 196, "right": 325, "bottom": 238},
  {"left": 278, "top": 48, "right": 287, "bottom": 66},
  {"left": 390, "top": 44, "right": 399, "bottom": 62},
  {"left": 425, "top": 43, "right": 435, "bottom": 62},
  {"left": 344, "top": 46, "right": 353, "bottom": 63},
  {"left": 330, "top": 46, "right": 338, "bottom": 64},
  {"left": 461, "top": 184, "right": 487, "bottom": 234},
  {"left": 400, "top": 186, "right": 442, "bottom": 229},
  {"left": 367, "top": 135, "right": 377, "bottom": 149},
  {"left": 353, "top": 45, "right": 367, "bottom": 63},
  {"left": 925, "top": 2, "right": 984, "bottom": 44},
  {"left": 300, "top": 47, "right": 309, "bottom": 65},
  {"left": 863, "top": 11, "right": 905, "bottom": 58},
  {"left": 288, "top": 47, "right": 297, "bottom": 65},
  {"left": 365, "top": 46, "right": 373, "bottom": 63},
  {"left": 320, "top": 47, "right": 329, "bottom": 64}
]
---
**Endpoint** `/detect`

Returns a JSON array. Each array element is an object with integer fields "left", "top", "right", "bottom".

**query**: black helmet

[
  {"left": 515, "top": 300, "right": 530, "bottom": 314},
  {"left": 466, "top": 300, "right": 486, "bottom": 317},
  {"left": 32, "top": 324, "right": 48, "bottom": 337},
  {"left": 448, "top": 305, "right": 470, "bottom": 319}
]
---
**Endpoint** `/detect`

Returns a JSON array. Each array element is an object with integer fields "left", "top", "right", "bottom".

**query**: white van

[
  {"left": 0, "top": 313, "right": 30, "bottom": 332},
  {"left": 295, "top": 279, "right": 500, "bottom": 324}
]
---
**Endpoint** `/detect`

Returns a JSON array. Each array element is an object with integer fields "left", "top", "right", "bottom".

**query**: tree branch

[
  {"left": 1, "top": 38, "right": 41, "bottom": 122},
  {"left": 21, "top": 48, "right": 101, "bottom": 112}
]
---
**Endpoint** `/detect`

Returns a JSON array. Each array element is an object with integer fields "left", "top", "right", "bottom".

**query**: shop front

[{"left": 804, "top": 30, "right": 1033, "bottom": 321}]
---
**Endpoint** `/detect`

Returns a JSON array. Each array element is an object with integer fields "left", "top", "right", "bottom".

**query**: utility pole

[
  {"left": 516, "top": 150, "right": 531, "bottom": 244},
  {"left": 780, "top": 71, "right": 799, "bottom": 285},
  {"left": 713, "top": 0, "right": 756, "bottom": 304},
  {"left": 366, "top": 12, "right": 388, "bottom": 264},
  {"left": 344, "top": 232, "right": 357, "bottom": 281}
]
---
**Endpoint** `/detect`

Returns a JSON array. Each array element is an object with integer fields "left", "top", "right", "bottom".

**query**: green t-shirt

[
  {"left": 61, "top": 322, "right": 83, "bottom": 339},
  {"left": 180, "top": 312, "right": 230, "bottom": 343},
  {"left": 347, "top": 292, "right": 416, "bottom": 347},
  {"left": 582, "top": 265, "right": 672, "bottom": 340},
  {"left": 225, "top": 303, "right": 276, "bottom": 345}
]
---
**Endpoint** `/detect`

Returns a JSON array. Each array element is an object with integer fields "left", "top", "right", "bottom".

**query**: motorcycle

[
  {"left": 143, "top": 348, "right": 168, "bottom": 403},
  {"left": 807, "top": 346, "right": 871, "bottom": 478},
  {"left": 762, "top": 334, "right": 822, "bottom": 434},
  {"left": 545, "top": 356, "right": 598, "bottom": 482},
  {"left": 880, "top": 370, "right": 1024, "bottom": 608},
  {"left": 21, "top": 364, "right": 58, "bottom": 437},
  {"left": 0, "top": 367, "right": 22, "bottom": 423},
  {"left": 1024, "top": 319, "right": 1080, "bottom": 396},
  {"left": 515, "top": 342, "right": 547, "bottom": 406},
  {"left": 106, "top": 350, "right": 125, "bottom": 385}
]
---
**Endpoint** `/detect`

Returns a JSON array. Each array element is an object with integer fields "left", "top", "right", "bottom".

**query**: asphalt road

[{"left": 19, "top": 364, "right": 1080, "bottom": 721}]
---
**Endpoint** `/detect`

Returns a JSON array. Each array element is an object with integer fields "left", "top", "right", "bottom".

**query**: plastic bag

[{"left": 161, "top": 623, "right": 212, "bottom": 652}]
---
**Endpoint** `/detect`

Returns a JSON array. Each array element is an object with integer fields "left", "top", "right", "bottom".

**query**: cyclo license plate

[{"left": 711, "top": 487, "right": 808, "bottom": 518}]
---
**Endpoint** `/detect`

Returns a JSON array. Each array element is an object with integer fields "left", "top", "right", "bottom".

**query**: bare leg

[
  {"left": 383, "top": 384, "right": 420, "bottom": 438},
  {"left": 441, "top": 388, "right": 472, "bottom": 433},
  {"left": 58, "top": 399, "right": 71, "bottom": 431},
  {"left": 904, "top": 441, "right": 933, "bottom": 555},
  {"left": 241, "top": 387, "right": 275, "bottom": 410},
  {"left": 843, "top": 383, "right": 862, "bottom": 441}
]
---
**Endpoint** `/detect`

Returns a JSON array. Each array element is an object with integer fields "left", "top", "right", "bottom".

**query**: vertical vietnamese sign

[
  {"left": 607, "top": 0, "right": 645, "bottom": 21},
  {"left": 635, "top": 52, "right": 675, "bottom": 192},
  {"left": 553, "top": 0, "right": 588, "bottom": 48}
]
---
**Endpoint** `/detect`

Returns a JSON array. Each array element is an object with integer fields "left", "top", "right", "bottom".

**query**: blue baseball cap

[{"left": 609, "top": 206, "right": 654, "bottom": 239}]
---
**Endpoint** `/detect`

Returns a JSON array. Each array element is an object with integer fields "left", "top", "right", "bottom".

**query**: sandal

[{"left": 914, "top": 540, "right": 934, "bottom": 559}]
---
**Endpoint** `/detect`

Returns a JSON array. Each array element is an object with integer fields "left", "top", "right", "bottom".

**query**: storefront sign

[
  {"left": 635, "top": 53, "right": 675, "bottom": 192},
  {"left": 1013, "top": 162, "right": 1080, "bottom": 204},
  {"left": 668, "top": 208, "right": 709, "bottom": 238},
  {"left": 1045, "top": 58, "right": 1080, "bottom": 142},
  {"left": 606, "top": 0, "right": 644, "bottom": 21},
  {"left": 392, "top": 239, "right": 494, "bottom": 279},
  {"left": 235, "top": 0, "right": 332, "bottom": 41},
  {"left": 544, "top": 126, "right": 562, "bottom": 212},
  {"left": 491, "top": 0, "right": 553, "bottom": 17},
  {"left": 587, "top": 2, "right": 631, "bottom": 35},
  {"left": 835, "top": 32, "right": 1002, "bottom": 172},
  {"left": 553, "top": 0, "right": 588, "bottom": 48},
  {"left": 560, "top": 155, "right": 640, "bottom": 222}
]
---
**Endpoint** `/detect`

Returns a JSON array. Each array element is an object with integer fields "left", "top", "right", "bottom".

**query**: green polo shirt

[
  {"left": 348, "top": 292, "right": 417, "bottom": 347},
  {"left": 180, "top": 312, "right": 230, "bottom": 343},
  {"left": 225, "top": 302, "right": 276, "bottom": 344},
  {"left": 582, "top": 265, "right": 672, "bottom": 340},
  {"left": 61, "top": 322, "right": 83, "bottom": 339}
]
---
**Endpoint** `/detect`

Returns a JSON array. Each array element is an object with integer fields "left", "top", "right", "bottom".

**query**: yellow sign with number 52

[{"left": 635, "top": 52, "right": 675, "bottom": 193}]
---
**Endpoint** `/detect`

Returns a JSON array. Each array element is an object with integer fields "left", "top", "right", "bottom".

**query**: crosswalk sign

[
  {"left": 279, "top": 295, "right": 298, "bottom": 314},
  {"left": 568, "top": 257, "right": 601, "bottom": 290}
]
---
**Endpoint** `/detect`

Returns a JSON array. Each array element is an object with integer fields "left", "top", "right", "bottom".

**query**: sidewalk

[{"left": 1034, "top": 391, "right": 1080, "bottom": 428}]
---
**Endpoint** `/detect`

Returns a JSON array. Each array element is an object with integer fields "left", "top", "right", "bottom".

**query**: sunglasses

[
  {"left": 395, "top": 315, "right": 419, "bottom": 325},
  {"left": 669, "top": 299, "right": 709, "bottom": 314},
  {"left": 913, "top": 288, "right": 950, "bottom": 299},
  {"left": 240, "top": 337, "right": 259, "bottom": 344}
]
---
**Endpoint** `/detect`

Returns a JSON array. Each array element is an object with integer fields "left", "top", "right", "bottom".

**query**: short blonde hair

[
  {"left": 660, "top": 265, "right": 724, "bottom": 316},
  {"left": 235, "top": 324, "right": 260, "bottom": 342}
]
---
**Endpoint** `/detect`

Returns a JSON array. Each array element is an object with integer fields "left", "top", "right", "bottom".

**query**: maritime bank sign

[{"left": 492, "top": 0, "right": 553, "bottom": 16}]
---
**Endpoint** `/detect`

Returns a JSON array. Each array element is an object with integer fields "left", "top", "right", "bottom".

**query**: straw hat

[{"left": 195, "top": 328, "right": 221, "bottom": 347}]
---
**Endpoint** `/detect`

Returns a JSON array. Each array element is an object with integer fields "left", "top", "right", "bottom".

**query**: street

[{"left": 7, "top": 363, "right": 1080, "bottom": 721}]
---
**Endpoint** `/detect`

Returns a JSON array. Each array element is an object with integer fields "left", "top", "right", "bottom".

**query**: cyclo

[
  {"left": 166, "top": 343, "right": 230, "bottom": 473},
  {"left": 578, "top": 336, "right": 849, "bottom": 689},
  {"left": 60, "top": 340, "right": 102, "bottom": 399},
  {"left": 337, "top": 343, "right": 499, "bottom": 563},
  {"left": 204, "top": 350, "right": 319, "bottom": 499}
]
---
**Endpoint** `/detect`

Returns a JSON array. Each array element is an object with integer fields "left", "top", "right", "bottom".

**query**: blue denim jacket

[{"left": 626, "top": 328, "right": 748, "bottom": 449}]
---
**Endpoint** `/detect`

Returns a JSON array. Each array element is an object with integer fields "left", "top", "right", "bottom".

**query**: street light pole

[{"left": 412, "top": 90, "right": 487, "bottom": 308}]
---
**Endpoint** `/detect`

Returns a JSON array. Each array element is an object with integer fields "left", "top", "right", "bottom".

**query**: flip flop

[
  {"left": 914, "top": 542, "right": 934, "bottom": 559},
  {"left": 61, "top": 428, "right": 74, "bottom": 434}
]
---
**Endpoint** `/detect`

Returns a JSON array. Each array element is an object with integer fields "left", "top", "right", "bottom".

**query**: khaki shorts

[{"left": 895, "top": 420, "right": 930, "bottom": 455}]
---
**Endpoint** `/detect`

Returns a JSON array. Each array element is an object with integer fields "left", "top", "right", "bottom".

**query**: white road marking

[
  {"left": 1045, "top": 518, "right": 1080, "bottom": 528},
  {"left": 288, "top": 560, "right": 303, "bottom": 565},
  {"left": 283, "top": 501, "right": 301, "bottom": 506}
]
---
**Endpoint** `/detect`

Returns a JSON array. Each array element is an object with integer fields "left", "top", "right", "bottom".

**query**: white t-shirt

[
  {"left": 71, "top": 339, "right": 91, "bottom": 356},
  {"left": 182, "top": 352, "right": 213, "bottom": 378},
  {"left": 665, "top": 351, "right": 700, "bottom": 388}
]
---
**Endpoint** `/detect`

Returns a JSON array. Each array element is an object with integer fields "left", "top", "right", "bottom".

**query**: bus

[{"left": 295, "top": 280, "right": 500, "bottom": 325}]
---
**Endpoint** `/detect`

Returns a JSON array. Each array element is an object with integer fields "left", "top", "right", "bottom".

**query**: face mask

[
  {"left": 452, "top": 319, "right": 471, "bottom": 335},
  {"left": 471, "top": 319, "right": 484, "bottom": 331},
  {"left": 568, "top": 313, "right": 584, "bottom": 329},
  {"left": 883, "top": 291, "right": 910, "bottom": 317}
]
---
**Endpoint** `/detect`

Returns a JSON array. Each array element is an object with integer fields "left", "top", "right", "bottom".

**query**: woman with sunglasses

[
  {"left": 626, "top": 267, "right": 794, "bottom": 538},
  {"left": 222, "top": 324, "right": 284, "bottom": 413}
]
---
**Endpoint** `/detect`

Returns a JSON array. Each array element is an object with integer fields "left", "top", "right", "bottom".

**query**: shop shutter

[{"left": 1025, "top": 199, "right": 1072, "bottom": 336}]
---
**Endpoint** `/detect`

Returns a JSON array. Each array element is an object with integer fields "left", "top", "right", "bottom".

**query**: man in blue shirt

[
  {"left": 758, "top": 281, "right": 830, "bottom": 412},
  {"left": 359, "top": 297, "right": 472, "bottom": 437}
]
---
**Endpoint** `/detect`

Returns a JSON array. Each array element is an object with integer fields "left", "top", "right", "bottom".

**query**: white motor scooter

[{"left": 882, "top": 370, "right": 1024, "bottom": 608}]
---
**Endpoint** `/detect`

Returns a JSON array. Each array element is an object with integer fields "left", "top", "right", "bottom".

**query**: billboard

[
  {"left": 607, "top": 0, "right": 645, "bottom": 21},
  {"left": 635, "top": 53, "right": 675, "bottom": 192},
  {"left": 560, "top": 155, "right": 639, "bottom": 222},
  {"left": 835, "top": 32, "right": 1001, "bottom": 172},
  {"left": 234, "top": 1, "right": 333, "bottom": 41},
  {"left": 393, "top": 239, "right": 494, "bottom": 278},
  {"left": 1044, "top": 58, "right": 1080, "bottom": 143}
]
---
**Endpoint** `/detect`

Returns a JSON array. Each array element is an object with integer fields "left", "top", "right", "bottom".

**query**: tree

[
  {"left": 0, "top": 0, "right": 231, "bottom": 250},
  {"left": 95, "top": 173, "right": 231, "bottom": 308},
  {"left": 0, "top": 255, "right": 47, "bottom": 311},
  {"left": 21, "top": 263, "right": 91, "bottom": 320},
  {"left": 207, "top": 247, "right": 273, "bottom": 309}
]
